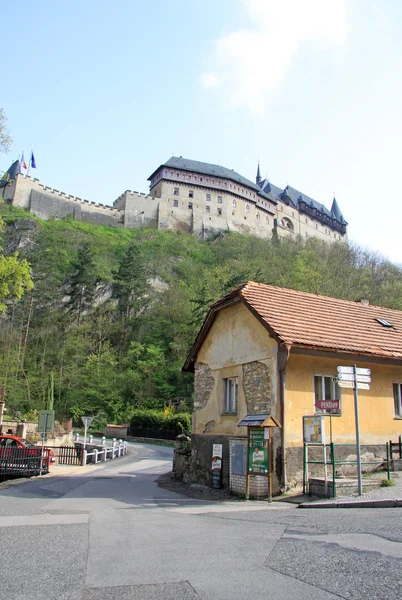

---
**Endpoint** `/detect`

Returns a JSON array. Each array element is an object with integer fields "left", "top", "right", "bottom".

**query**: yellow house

[{"left": 183, "top": 282, "right": 402, "bottom": 495}]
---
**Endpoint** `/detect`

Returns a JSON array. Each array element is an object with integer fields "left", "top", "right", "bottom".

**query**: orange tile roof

[
  {"left": 238, "top": 282, "right": 402, "bottom": 359},
  {"left": 183, "top": 282, "right": 402, "bottom": 370}
]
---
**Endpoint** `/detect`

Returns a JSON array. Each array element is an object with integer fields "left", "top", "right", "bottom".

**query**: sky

[{"left": 1, "top": 0, "right": 402, "bottom": 264}]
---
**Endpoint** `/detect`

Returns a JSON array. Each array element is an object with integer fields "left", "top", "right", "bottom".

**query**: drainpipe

[{"left": 278, "top": 343, "right": 292, "bottom": 491}]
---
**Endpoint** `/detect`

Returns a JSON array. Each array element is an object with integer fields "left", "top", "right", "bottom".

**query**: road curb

[{"left": 298, "top": 498, "right": 402, "bottom": 509}]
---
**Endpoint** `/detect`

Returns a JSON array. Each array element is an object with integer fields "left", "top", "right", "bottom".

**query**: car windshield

[{"left": 20, "top": 439, "right": 35, "bottom": 448}]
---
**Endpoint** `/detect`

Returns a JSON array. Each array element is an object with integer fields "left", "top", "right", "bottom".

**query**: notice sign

[
  {"left": 248, "top": 428, "right": 268, "bottom": 475},
  {"left": 303, "top": 415, "right": 325, "bottom": 444},
  {"left": 211, "top": 443, "right": 223, "bottom": 489}
]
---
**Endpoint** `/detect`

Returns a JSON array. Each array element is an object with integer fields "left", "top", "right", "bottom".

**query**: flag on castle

[
  {"left": 21, "top": 152, "right": 27, "bottom": 170},
  {"left": 30, "top": 150, "right": 36, "bottom": 169}
]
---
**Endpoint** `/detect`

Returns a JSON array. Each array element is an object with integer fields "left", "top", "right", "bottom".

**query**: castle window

[
  {"left": 217, "top": 196, "right": 222, "bottom": 204},
  {"left": 188, "top": 175, "right": 191, "bottom": 180},
  {"left": 206, "top": 194, "right": 211, "bottom": 202},
  {"left": 217, "top": 208, "right": 222, "bottom": 215},
  {"left": 174, "top": 188, "right": 179, "bottom": 196},
  {"left": 200, "top": 177, "right": 203, "bottom": 182},
  {"left": 281, "top": 217, "right": 294, "bottom": 231},
  {"left": 188, "top": 202, "right": 193, "bottom": 209},
  {"left": 224, "top": 182, "right": 227, "bottom": 187},
  {"left": 189, "top": 191, "right": 194, "bottom": 198},
  {"left": 212, "top": 179, "right": 215, "bottom": 184},
  {"left": 292, "top": 211, "right": 295, "bottom": 217},
  {"left": 170, "top": 171, "right": 173, "bottom": 176},
  {"left": 306, "top": 218, "right": 308, "bottom": 224},
  {"left": 265, "top": 216, "right": 269, "bottom": 224},
  {"left": 218, "top": 181, "right": 221, "bottom": 185},
  {"left": 232, "top": 199, "right": 237, "bottom": 208},
  {"left": 176, "top": 173, "right": 180, "bottom": 177},
  {"left": 245, "top": 204, "right": 250, "bottom": 213},
  {"left": 316, "top": 223, "right": 318, "bottom": 229},
  {"left": 173, "top": 199, "right": 178, "bottom": 207},
  {"left": 194, "top": 176, "right": 197, "bottom": 180},
  {"left": 206, "top": 205, "right": 210, "bottom": 213},
  {"left": 164, "top": 170, "right": 168, "bottom": 175},
  {"left": 206, "top": 178, "right": 209, "bottom": 183},
  {"left": 256, "top": 213, "right": 260, "bottom": 220}
]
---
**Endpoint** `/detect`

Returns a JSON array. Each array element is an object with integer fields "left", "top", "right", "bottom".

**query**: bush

[
  {"left": 130, "top": 409, "right": 191, "bottom": 438},
  {"left": 381, "top": 478, "right": 395, "bottom": 487}
]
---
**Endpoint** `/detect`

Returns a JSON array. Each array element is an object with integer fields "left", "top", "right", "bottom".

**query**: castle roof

[
  {"left": 148, "top": 157, "right": 276, "bottom": 204},
  {"left": 0, "top": 160, "right": 21, "bottom": 188},
  {"left": 259, "top": 179, "right": 347, "bottom": 226},
  {"left": 183, "top": 282, "right": 402, "bottom": 371}
]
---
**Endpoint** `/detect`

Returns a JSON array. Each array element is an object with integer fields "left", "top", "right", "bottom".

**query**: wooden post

[
  {"left": 268, "top": 436, "right": 273, "bottom": 503},
  {"left": 246, "top": 427, "right": 250, "bottom": 500}
]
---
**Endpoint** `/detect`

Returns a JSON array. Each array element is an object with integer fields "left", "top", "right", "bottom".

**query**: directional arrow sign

[
  {"left": 338, "top": 380, "right": 370, "bottom": 390},
  {"left": 338, "top": 380, "right": 355, "bottom": 388},
  {"left": 337, "top": 366, "right": 371, "bottom": 376},
  {"left": 338, "top": 373, "right": 371, "bottom": 383}
]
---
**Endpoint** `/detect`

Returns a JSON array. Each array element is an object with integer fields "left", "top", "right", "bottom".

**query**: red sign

[{"left": 315, "top": 399, "right": 340, "bottom": 411}]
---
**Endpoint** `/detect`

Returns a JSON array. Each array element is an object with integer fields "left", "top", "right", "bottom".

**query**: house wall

[
  {"left": 193, "top": 302, "right": 279, "bottom": 436},
  {"left": 285, "top": 353, "right": 402, "bottom": 447}
]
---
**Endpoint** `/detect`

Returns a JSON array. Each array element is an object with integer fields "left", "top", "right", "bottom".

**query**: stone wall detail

[
  {"left": 242, "top": 361, "right": 272, "bottom": 414},
  {"left": 193, "top": 362, "right": 215, "bottom": 411}
]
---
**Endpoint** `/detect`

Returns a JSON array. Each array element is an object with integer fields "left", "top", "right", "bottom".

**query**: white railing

[{"left": 74, "top": 437, "right": 128, "bottom": 465}]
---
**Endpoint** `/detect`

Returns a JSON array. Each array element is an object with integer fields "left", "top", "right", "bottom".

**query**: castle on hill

[{"left": 0, "top": 156, "right": 347, "bottom": 243}]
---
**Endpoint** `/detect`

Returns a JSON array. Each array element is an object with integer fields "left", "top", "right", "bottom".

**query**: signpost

[
  {"left": 337, "top": 365, "right": 372, "bottom": 495},
  {"left": 38, "top": 410, "right": 55, "bottom": 476},
  {"left": 81, "top": 416, "right": 94, "bottom": 452}
]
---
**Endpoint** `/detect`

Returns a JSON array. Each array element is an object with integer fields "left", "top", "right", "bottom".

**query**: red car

[{"left": 0, "top": 435, "right": 55, "bottom": 471}]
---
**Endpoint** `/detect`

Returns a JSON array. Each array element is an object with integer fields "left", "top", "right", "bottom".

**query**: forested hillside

[{"left": 1, "top": 204, "right": 402, "bottom": 428}]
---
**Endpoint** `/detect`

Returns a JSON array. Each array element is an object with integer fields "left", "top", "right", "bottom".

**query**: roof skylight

[{"left": 376, "top": 318, "right": 392, "bottom": 328}]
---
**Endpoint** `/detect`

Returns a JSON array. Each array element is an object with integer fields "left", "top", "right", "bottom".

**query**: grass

[{"left": 381, "top": 478, "right": 395, "bottom": 487}]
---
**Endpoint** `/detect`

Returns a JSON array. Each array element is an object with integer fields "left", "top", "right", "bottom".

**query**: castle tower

[{"left": 256, "top": 161, "right": 261, "bottom": 186}]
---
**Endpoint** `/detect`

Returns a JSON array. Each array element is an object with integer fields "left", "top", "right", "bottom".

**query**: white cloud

[{"left": 200, "top": 0, "right": 350, "bottom": 114}]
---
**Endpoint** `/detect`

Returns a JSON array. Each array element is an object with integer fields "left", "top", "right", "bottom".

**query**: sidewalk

[
  {"left": 298, "top": 472, "right": 402, "bottom": 508},
  {"left": 0, "top": 462, "right": 103, "bottom": 491}
]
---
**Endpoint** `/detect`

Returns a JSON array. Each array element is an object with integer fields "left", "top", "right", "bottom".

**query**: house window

[
  {"left": 206, "top": 194, "right": 211, "bottom": 201},
  {"left": 206, "top": 205, "right": 210, "bottom": 213},
  {"left": 314, "top": 375, "right": 341, "bottom": 415},
  {"left": 232, "top": 199, "right": 237, "bottom": 208},
  {"left": 189, "top": 190, "right": 194, "bottom": 198},
  {"left": 223, "top": 377, "right": 238, "bottom": 413},
  {"left": 217, "top": 196, "right": 222, "bottom": 204},
  {"left": 188, "top": 202, "right": 193, "bottom": 209},
  {"left": 174, "top": 188, "right": 179, "bottom": 196},
  {"left": 393, "top": 383, "right": 402, "bottom": 418},
  {"left": 173, "top": 199, "right": 178, "bottom": 207}
]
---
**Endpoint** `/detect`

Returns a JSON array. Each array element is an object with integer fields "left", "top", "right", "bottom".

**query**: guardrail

[{"left": 83, "top": 439, "right": 128, "bottom": 465}]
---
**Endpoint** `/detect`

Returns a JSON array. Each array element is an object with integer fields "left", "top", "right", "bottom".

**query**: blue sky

[{"left": 1, "top": 0, "right": 401, "bottom": 264}]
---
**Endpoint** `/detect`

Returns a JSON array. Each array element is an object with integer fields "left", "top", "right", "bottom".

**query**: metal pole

[
  {"left": 268, "top": 436, "right": 272, "bottom": 503},
  {"left": 303, "top": 442, "right": 307, "bottom": 495},
  {"left": 246, "top": 428, "right": 250, "bottom": 500},
  {"left": 386, "top": 442, "right": 391, "bottom": 480},
  {"left": 331, "top": 442, "right": 336, "bottom": 499},
  {"left": 83, "top": 420, "right": 87, "bottom": 453},
  {"left": 353, "top": 364, "right": 362, "bottom": 495},
  {"left": 39, "top": 413, "right": 48, "bottom": 476},
  {"left": 0, "top": 386, "right": 5, "bottom": 435}
]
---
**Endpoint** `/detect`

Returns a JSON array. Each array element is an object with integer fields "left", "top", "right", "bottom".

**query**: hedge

[{"left": 129, "top": 409, "right": 191, "bottom": 438}]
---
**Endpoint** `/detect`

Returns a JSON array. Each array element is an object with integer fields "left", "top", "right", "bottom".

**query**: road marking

[
  {"left": 167, "top": 502, "right": 294, "bottom": 514},
  {"left": 0, "top": 513, "right": 89, "bottom": 527}
]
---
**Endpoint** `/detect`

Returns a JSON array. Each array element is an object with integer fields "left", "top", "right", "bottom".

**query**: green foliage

[
  {"left": 381, "top": 478, "right": 395, "bottom": 487},
  {"left": 0, "top": 108, "right": 12, "bottom": 154},
  {"left": 130, "top": 409, "right": 191, "bottom": 435},
  {"left": 0, "top": 205, "right": 402, "bottom": 426}
]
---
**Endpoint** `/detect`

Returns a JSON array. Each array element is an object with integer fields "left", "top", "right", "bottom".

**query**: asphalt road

[{"left": 0, "top": 442, "right": 401, "bottom": 600}]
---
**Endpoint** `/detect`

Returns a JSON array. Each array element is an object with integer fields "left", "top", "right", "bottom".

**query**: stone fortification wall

[
  {"left": 8, "top": 174, "right": 123, "bottom": 227},
  {"left": 115, "top": 190, "right": 159, "bottom": 229}
]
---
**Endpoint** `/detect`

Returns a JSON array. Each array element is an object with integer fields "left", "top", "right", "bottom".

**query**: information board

[
  {"left": 303, "top": 415, "right": 325, "bottom": 444},
  {"left": 231, "top": 442, "right": 247, "bottom": 475},
  {"left": 248, "top": 428, "right": 268, "bottom": 475}
]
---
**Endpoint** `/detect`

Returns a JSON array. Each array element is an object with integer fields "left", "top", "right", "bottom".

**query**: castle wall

[
  {"left": 117, "top": 191, "right": 159, "bottom": 229},
  {"left": 157, "top": 180, "right": 275, "bottom": 240}
]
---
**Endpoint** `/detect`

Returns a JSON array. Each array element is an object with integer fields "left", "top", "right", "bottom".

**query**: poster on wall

[
  {"left": 211, "top": 443, "right": 223, "bottom": 489},
  {"left": 248, "top": 428, "right": 268, "bottom": 475},
  {"left": 303, "top": 415, "right": 325, "bottom": 444}
]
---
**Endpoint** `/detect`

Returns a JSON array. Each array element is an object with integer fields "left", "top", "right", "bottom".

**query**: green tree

[
  {"left": 0, "top": 109, "right": 12, "bottom": 154},
  {"left": 112, "top": 243, "right": 149, "bottom": 355},
  {"left": 66, "top": 242, "right": 97, "bottom": 325}
]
